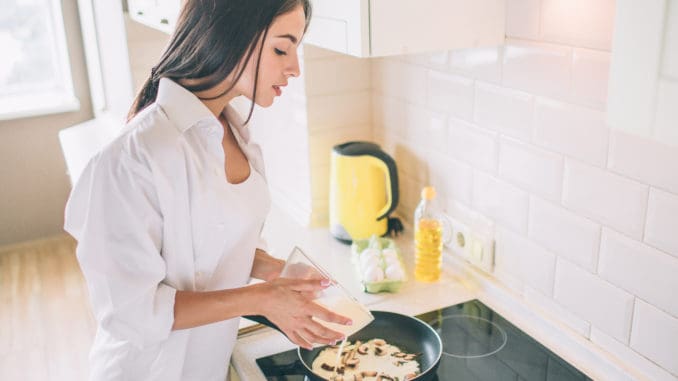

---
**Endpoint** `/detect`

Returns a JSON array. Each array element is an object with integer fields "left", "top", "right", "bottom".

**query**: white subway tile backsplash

[
  {"left": 495, "top": 227, "right": 557, "bottom": 296},
  {"left": 447, "top": 118, "right": 499, "bottom": 173},
  {"left": 304, "top": 56, "right": 371, "bottom": 96},
  {"left": 404, "top": 105, "right": 448, "bottom": 152},
  {"left": 372, "top": 59, "right": 427, "bottom": 105},
  {"left": 473, "top": 172, "right": 529, "bottom": 233},
  {"left": 662, "top": 1, "right": 678, "bottom": 79},
  {"left": 503, "top": 39, "right": 572, "bottom": 100},
  {"left": 474, "top": 82, "right": 534, "bottom": 141},
  {"left": 427, "top": 152, "right": 474, "bottom": 206},
  {"left": 448, "top": 47, "right": 503, "bottom": 84},
  {"left": 541, "top": 0, "right": 615, "bottom": 50},
  {"left": 398, "top": 174, "right": 423, "bottom": 219},
  {"left": 646, "top": 188, "right": 678, "bottom": 259},
  {"left": 493, "top": 267, "right": 525, "bottom": 294},
  {"left": 302, "top": 45, "right": 343, "bottom": 60},
  {"left": 505, "top": 0, "right": 541, "bottom": 40},
  {"left": 372, "top": 95, "right": 407, "bottom": 138},
  {"left": 524, "top": 287, "right": 592, "bottom": 338},
  {"left": 528, "top": 197, "right": 601, "bottom": 272},
  {"left": 393, "top": 141, "right": 430, "bottom": 183},
  {"left": 653, "top": 79, "right": 678, "bottom": 146},
  {"left": 304, "top": 4, "right": 677, "bottom": 377},
  {"left": 630, "top": 300, "right": 678, "bottom": 376},
  {"left": 590, "top": 327, "right": 678, "bottom": 381},
  {"left": 572, "top": 48, "right": 610, "bottom": 109},
  {"left": 554, "top": 259, "right": 634, "bottom": 343},
  {"left": 427, "top": 71, "right": 475, "bottom": 121},
  {"left": 599, "top": 228, "right": 678, "bottom": 317},
  {"left": 306, "top": 91, "right": 371, "bottom": 130},
  {"left": 533, "top": 98, "right": 609, "bottom": 167},
  {"left": 498, "top": 137, "right": 564, "bottom": 201},
  {"left": 403, "top": 51, "right": 449, "bottom": 71},
  {"left": 563, "top": 160, "right": 649, "bottom": 240},
  {"left": 609, "top": 130, "right": 678, "bottom": 194}
]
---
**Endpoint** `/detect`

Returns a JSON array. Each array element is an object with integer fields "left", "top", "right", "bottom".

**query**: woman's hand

[
  {"left": 250, "top": 249, "right": 286, "bottom": 281},
  {"left": 254, "top": 277, "right": 352, "bottom": 349}
]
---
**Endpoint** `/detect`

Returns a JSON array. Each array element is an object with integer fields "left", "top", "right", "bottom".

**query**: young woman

[{"left": 64, "top": 1, "right": 350, "bottom": 379}]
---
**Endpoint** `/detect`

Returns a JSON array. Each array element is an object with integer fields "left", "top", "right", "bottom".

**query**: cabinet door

[
  {"left": 606, "top": 0, "right": 678, "bottom": 146},
  {"left": 304, "top": 0, "right": 369, "bottom": 56}
]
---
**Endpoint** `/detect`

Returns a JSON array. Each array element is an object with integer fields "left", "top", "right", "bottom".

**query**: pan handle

[{"left": 243, "top": 315, "right": 284, "bottom": 334}]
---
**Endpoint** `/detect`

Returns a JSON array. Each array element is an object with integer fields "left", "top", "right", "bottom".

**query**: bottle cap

[{"left": 421, "top": 186, "right": 436, "bottom": 200}]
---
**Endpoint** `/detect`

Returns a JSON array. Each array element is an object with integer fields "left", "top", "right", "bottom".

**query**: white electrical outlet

[{"left": 443, "top": 213, "right": 495, "bottom": 273}]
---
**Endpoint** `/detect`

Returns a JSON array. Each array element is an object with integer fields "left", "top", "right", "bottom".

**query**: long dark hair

[{"left": 127, "top": 0, "right": 311, "bottom": 123}]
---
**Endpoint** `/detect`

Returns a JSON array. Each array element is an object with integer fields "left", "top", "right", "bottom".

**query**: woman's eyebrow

[{"left": 275, "top": 34, "right": 299, "bottom": 44}]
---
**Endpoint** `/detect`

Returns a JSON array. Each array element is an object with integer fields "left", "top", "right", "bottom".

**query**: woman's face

[{"left": 234, "top": 5, "right": 306, "bottom": 107}]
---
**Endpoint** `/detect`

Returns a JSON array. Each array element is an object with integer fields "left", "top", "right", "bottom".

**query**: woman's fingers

[
  {"left": 281, "top": 277, "right": 331, "bottom": 292},
  {"left": 289, "top": 330, "right": 313, "bottom": 350},
  {"left": 303, "top": 319, "right": 344, "bottom": 343}
]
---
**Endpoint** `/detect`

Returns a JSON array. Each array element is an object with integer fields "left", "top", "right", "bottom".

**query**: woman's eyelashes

[{"left": 274, "top": 48, "right": 287, "bottom": 56}]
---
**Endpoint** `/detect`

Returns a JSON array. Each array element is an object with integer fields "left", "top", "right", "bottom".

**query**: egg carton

[{"left": 351, "top": 235, "right": 407, "bottom": 294}]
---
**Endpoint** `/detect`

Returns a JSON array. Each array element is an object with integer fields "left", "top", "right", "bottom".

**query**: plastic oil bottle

[{"left": 414, "top": 186, "right": 443, "bottom": 282}]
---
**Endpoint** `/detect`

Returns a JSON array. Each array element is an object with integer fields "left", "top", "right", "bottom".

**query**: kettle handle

[{"left": 366, "top": 153, "right": 399, "bottom": 221}]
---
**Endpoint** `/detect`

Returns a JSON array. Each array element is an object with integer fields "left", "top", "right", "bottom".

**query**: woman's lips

[{"left": 273, "top": 85, "right": 282, "bottom": 96}]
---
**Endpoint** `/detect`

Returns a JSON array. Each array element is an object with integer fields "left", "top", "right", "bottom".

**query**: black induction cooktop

[{"left": 255, "top": 299, "right": 592, "bottom": 381}]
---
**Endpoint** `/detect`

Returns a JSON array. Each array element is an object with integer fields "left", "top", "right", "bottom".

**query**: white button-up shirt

[{"left": 64, "top": 78, "right": 271, "bottom": 380}]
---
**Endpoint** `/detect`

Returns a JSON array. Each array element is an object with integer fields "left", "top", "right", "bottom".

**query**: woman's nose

[{"left": 285, "top": 56, "right": 301, "bottom": 78}]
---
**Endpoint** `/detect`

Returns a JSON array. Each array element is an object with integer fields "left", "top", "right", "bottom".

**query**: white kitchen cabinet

[
  {"left": 305, "top": 0, "right": 505, "bottom": 57},
  {"left": 125, "top": 0, "right": 505, "bottom": 57},
  {"left": 127, "top": 0, "right": 181, "bottom": 34},
  {"left": 606, "top": 0, "right": 678, "bottom": 146}
]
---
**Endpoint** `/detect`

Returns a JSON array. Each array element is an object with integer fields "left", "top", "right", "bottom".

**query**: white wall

[
  {"left": 0, "top": 0, "right": 94, "bottom": 246},
  {"left": 369, "top": 0, "right": 678, "bottom": 379}
]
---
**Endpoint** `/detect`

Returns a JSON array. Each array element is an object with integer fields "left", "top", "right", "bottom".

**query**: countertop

[{"left": 231, "top": 205, "right": 653, "bottom": 381}]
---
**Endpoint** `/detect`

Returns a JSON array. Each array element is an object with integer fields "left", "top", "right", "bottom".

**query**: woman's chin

[{"left": 254, "top": 97, "right": 275, "bottom": 108}]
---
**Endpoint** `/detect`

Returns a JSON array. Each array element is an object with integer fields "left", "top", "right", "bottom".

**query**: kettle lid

[{"left": 333, "top": 141, "right": 382, "bottom": 156}]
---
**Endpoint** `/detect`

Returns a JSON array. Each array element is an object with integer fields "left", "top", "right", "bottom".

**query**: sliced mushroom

[
  {"left": 321, "top": 363, "right": 335, "bottom": 371},
  {"left": 361, "top": 371, "right": 378, "bottom": 378},
  {"left": 381, "top": 375, "right": 394, "bottom": 381},
  {"left": 345, "top": 357, "right": 360, "bottom": 367},
  {"left": 374, "top": 346, "right": 386, "bottom": 356},
  {"left": 357, "top": 343, "right": 370, "bottom": 355},
  {"left": 392, "top": 352, "right": 406, "bottom": 358},
  {"left": 372, "top": 339, "right": 386, "bottom": 346}
]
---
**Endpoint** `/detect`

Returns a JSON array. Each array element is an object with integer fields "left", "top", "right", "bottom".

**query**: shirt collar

[
  {"left": 155, "top": 78, "right": 252, "bottom": 144},
  {"left": 156, "top": 78, "right": 216, "bottom": 133}
]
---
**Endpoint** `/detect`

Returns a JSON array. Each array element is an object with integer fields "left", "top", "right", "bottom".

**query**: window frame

[{"left": 0, "top": 0, "right": 81, "bottom": 121}]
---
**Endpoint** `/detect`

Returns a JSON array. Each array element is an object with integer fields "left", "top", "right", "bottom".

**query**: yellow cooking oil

[{"left": 414, "top": 187, "right": 443, "bottom": 282}]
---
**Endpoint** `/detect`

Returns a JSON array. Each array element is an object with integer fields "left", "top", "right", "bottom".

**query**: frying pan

[{"left": 244, "top": 311, "right": 442, "bottom": 381}]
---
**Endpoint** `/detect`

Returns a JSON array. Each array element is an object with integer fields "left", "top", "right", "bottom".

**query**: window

[{"left": 0, "top": 0, "right": 79, "bottom": 121}]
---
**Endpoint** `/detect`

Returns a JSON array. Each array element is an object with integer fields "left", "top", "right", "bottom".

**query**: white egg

[
  {"left": 383, "top": 255, "right": 399, "bottom": 267},
  {"left": 360, "top": 249, "right": 381, "bottom": 266},
  {"left": 363, "top": 265, "right": 385, "bottom": 282},
  {"left": 384, "top": 264, "right": 405, "bottom": 281},
  {"left": 360, "top": 256, "right": 380, "bottom": 271},
  {"left": 382, "top": 248, "right": 398, "bottom": 259}
]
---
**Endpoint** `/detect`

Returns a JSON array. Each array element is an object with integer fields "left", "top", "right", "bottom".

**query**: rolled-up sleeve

[{"left": 64, "top": 141, "right": 175, "bottom": 349}]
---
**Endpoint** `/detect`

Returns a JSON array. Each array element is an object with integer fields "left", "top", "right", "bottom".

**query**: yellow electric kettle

[{"left": 329, "top": 141, "right": 402, "bottom": 243}]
